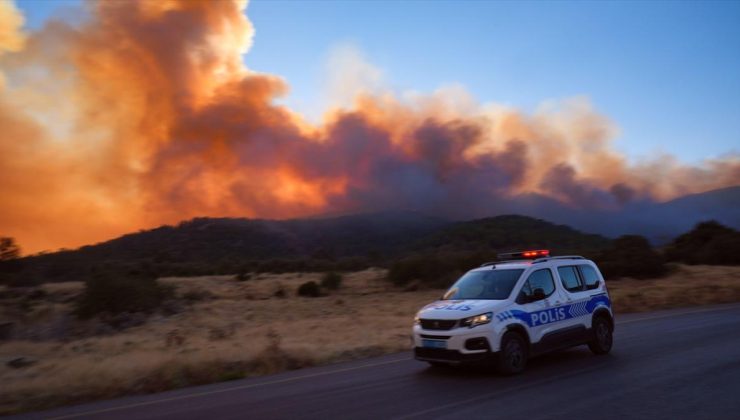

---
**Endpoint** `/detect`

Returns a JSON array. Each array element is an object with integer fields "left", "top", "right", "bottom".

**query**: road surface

[{"left": 14, "top": 303, "right": 740, "bottom": 420}]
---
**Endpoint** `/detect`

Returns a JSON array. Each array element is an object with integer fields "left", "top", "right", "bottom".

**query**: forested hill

[{"left": 8, "top": 212, "right": 610, "bottom": 283}]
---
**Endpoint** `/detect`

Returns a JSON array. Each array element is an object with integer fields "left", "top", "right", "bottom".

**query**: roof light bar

[{"left": 498, "top": 249, "right": 550, "bottom": 260}]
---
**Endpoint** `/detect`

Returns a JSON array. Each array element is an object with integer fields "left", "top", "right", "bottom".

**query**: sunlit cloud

[{"left": 0, "top": 0, "right": 737, "bottom": 253}]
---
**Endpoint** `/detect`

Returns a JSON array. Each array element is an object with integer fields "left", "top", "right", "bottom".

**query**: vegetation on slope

[
  {"left": 1, "top": 214, "right": 737, "bottom": 287},
  {"left": 664, "top": 221, "right": 740, "bottom": 265},
  {"left": 2, "top": 213, "right": 610, "bottom": 285}
]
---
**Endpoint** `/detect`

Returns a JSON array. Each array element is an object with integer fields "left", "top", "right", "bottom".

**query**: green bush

[
  {"left": 665, "top": 221, "right": 740, "bottom": 265},
  {"left": 597, "top": 235, "right": 666, "bottom": 279},
  {"left": 320, "top": 272, "right": 342, "bottom": 290},
  {"left": 297, "top": 281, "right": 321, "bottom": 297},
  {"left": 75, "top": 274, "right": 173, "bottom": 318}
]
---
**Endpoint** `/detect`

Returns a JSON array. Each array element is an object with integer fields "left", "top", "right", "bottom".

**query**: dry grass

[
  {"left": 607, "top": 264, "right": 740, "bottom": 313},
  {"left": 0, "top": 269, "right": 438, "bottom": 414},
  {"left": 1, "top": 264, "right": 738, "bottom": 414}
]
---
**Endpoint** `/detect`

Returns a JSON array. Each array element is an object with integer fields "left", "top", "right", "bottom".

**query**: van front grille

[{"left": 419, "top": 319, "right": 457, "bottom": 330}]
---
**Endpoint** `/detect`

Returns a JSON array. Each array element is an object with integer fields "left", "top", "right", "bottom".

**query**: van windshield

[{"left": 443, "top": 269, "right": 524, "bottom": 300}]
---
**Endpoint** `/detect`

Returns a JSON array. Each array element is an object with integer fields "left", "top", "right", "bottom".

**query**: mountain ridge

[{"left": 5, "top": 186, "right": 737, "bottom": 284}]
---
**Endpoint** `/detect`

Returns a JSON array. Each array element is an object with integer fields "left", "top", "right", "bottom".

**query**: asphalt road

[{"left": 14, "top": 303, "right": 740, "bottom": 420}]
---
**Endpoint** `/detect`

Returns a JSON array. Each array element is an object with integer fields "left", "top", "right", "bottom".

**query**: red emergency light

[
  {"left": 523, "top": 249, "right": 549, "bottom": 258},
  {"left": 498, "top": 249, "right": 550, "bottom": 260}
]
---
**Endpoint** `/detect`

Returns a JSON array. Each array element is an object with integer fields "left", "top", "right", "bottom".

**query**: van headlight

[{"left": 460, "top": 312, "right": 493, "bottom": 328}]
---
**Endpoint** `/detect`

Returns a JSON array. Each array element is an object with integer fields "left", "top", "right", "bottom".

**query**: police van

[{"left": 412, "top": 250, "right": 613, "bottom": 374}]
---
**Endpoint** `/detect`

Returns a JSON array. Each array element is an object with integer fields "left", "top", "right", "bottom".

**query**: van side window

[
  {"left": 558, "top": 266, "right": 583, "bottom": 292},
  {"left": 578, "top": 265, "right": 601, "bottom": 288},
  {"left": 520, "top": 269, "right": 556, "bottom": 299}
]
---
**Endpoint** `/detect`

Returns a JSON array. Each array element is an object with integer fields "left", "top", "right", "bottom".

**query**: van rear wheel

[{"left": 588, "top": 317, "right": 613, "bottom": 355}]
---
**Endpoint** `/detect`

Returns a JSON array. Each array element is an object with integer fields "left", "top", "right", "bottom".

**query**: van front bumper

[{"left": 414, "top": 347, "right": 498, "bottom": 364}]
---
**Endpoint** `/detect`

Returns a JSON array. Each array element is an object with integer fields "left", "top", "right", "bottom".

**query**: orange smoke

[{"left": 0, "top": 0, "right": 738, "bottom": 254}]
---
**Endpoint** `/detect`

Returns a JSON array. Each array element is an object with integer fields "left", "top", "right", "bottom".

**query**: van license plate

[{"left": 422, "top": 339, "right": 446, "bottom": 349}]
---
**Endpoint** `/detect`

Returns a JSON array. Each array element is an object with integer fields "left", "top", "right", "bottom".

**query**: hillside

[
  {"left": 415, "top": 215, "right": 609, "bottom": 255},
  {"left": 7, "top": 213, "right": 609, "bottom": 284},
  {"left": 65, "top": 211, "right": 447, "bottom": 261}
]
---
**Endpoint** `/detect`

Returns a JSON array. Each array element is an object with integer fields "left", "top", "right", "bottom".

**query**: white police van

[{"left": 412, "top": 250, "right": 613, "bottom": 374}]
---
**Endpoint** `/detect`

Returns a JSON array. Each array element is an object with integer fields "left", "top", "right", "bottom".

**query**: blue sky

[{"left": 16, "top": 0, "right": 740, "bottom": 164}]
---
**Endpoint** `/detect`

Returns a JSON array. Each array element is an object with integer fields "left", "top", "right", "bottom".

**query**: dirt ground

[{"left": 1, "top": 265, "right": 738, "bottom": 414}]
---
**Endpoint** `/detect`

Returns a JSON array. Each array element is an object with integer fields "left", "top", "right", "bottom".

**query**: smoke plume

[{"left": 0, "top": 0, "right": 738, "bottom": 253}]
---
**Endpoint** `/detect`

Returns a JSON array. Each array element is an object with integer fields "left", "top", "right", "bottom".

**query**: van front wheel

[{"left": 497, "top": 332, "right": 527, "bottom": 375}]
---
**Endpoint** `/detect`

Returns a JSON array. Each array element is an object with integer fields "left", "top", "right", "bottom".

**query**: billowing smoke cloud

[
  {"left": 0, "top": 0, "right": 25, "bottom": 54},
  {"left": 0, "top": 0, "right": 738, "bottom": 253}
]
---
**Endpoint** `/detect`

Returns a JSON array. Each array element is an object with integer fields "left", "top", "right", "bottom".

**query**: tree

[
  {"left": 665, "top": 221, "right": 740, "bottom": 265},
  {"left": 297, "top": 281, "right": 321, "bottom": 297},
  {"left": 0, "top": 237, "right": 20, "bottom": 262},
  {"left": 0, "top": 237, "right": 23, "bottom": 281},
  {"left": 597, "top": 235, "right": 666, "bottom": 279}
]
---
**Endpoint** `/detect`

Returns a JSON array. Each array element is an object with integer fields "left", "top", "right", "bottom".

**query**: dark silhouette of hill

[
  {"left": 69, "top": 211, "right": 448, "bottom": 261},
  {"left": 8, "top": 212, "right": 609, "bottom": 284},
  {"left": 413, "top": 215, "right": 609, "bottom": 254}
]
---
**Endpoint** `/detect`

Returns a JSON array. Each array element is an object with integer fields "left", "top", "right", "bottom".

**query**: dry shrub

[
  {"left": 273, "top": 284, "right": 286, "bottom": 298},
  {"left": 208, "top": 326, "right": 235, "bottom": 341},
  {"left": 320, "top": 272, "right": 342, "bottom": 290},
  {"left": 266, "top": 328, "right": 281, "bottom": 350},
  {"left": 297, "top": 281, "right": 321, "bottom": 297},
  {"left": 165, "top": 329, "right": 185, "bottom": 347},
  {"left": 244, "top": 329, "right": 314, "bottom": 375},
  {"left": 235, "top": 272, "right": 251, "bottom": 282},
  {"left": 75, "top": 274, "right": 172, "bottom": 319}
]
